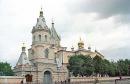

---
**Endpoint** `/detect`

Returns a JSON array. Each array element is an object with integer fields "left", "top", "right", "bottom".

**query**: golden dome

[{"left": 78, "top": 37, "right": 84, "bottom": 49}]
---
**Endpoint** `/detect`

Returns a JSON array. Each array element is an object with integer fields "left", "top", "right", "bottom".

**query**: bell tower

[
  {"left": 27, "top": 8, "right": 69, "bottom": 82},
  {"left": 28, "top": 8, "right": 61, "bottom": 63},
  {"left": 32, "top": 8, "right": 51, "bottom": 45},
  {"left": 28, "top": 8, "right": 53, "bottom": 63}
]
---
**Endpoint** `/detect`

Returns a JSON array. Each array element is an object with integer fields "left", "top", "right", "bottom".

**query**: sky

[{"left": 0, "top": 0, "right": 130, "bottom": 66}]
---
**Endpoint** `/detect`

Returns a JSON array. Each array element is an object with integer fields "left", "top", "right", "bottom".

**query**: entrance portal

[
  {"left": 25, "top": 74, "right": 33, "bottom": 82},
  {"left": 43, "top": 71, "right": 52, "bottom": 84}
]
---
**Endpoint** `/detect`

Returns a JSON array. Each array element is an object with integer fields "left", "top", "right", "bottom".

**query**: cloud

[
  {"left": 67, "top": 0, "right": 130, "bottom": 19},
  {"left": 60, "top": 17, "right": 130, "bottom": 50},
  {"left": 114, "top": 15, "right": 130, "bottom": 24},
  {"left": 102, "top": 46, "right": 130, "bottom": 61}
]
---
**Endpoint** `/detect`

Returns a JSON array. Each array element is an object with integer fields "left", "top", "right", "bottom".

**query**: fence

[
  {"left": 1, "top": 77, "right": 130, "bottom": 84},
  {"left": 54, "top": 78, "right": 130, "bottom": 84}
]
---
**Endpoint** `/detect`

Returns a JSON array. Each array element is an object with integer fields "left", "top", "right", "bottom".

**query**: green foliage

[
  {"left": 117, "top": 59, "right": 130, "bottom": 76},
  {"left": 93, "top": 56, "right": 104, "bottom": 74},
  {"left": 0, "top": 62, "right": 14, "bottom": 76},
  {"left": 68, "top": 55, "right": 94, "bottom": 76},
  {"left": 68, "top": 54, "right": 130, "bottom": 77},
  {"left": 108, "top": 61, "right": 117, "bottom": 76}
]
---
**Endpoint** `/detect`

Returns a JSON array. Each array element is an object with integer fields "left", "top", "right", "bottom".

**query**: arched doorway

[
  {"left": 25, "top": 74, "right": 33, "bottom": 83},
  {"left": 43, "top": 71, "right": 52, "bottom": 84}
]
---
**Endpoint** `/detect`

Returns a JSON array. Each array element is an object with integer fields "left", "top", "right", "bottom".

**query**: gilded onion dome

[{"left": 78, "top": 38, "right": 84, "bottom": 49}]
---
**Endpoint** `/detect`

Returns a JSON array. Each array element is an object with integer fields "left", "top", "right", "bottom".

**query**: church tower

[
  {"left": 50, "top": 20, "right": 61, "bottom": 47},
  {"left": 28, "top": 8, "right": 61, "bottom": 63},
  {"left": 14, "top": 44, "right": 32, "bottom": 76},
  {"left": 32, "top": 8, "right": 51, "bottom": 45},
  {"left": 27, "top": 9, "right": 68, "bottom": 83}
]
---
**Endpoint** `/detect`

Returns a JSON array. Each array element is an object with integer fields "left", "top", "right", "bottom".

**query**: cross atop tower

[
  {"left": 40, "top": 7, "right": 43, "bottom": 17},
  {"left": 22, "top": 43, "right": 26, "bottom": 52}
]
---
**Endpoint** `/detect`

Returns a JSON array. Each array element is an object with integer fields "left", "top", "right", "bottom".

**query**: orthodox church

[{"left": 13, "top": 9, "right": 104, "bottom": 83}]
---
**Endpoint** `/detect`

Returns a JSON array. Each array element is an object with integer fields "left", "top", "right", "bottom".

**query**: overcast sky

[{"left": 0, "top": 0, "right": 130, "bottom": 66}]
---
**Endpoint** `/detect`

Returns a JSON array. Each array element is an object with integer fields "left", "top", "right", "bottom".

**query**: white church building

[{"left": 13, "top": 9, "right": 104, "bottom": 83}]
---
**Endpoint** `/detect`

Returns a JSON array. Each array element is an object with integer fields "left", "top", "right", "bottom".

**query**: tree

[
  {"left": 68, "top": 55, "right": 84, "bottom": 76},
  {"left": 68, "top": 54, "right": 130, "bottom": 77},
  {"left": 93, "top": 56, "right": 104, "bottom": 76},
  {"left": 117, "top": 59, "right": 130, "bottom": 76},
  {"left": 68, "top": 54, "right": 94, "bottom": 77},
  {"left": 0, "top": 62, "right": 14, "bottom": 76},
  {"left": 107, "top": 61, "right": 116, "bottom": 76},
  {"left": 102, "top": 59, "right": 110, "bottom": 75},
  {"left": 80, "top": 55, "right": 94, "bottom": 76},
  {"left": 93, "top": 56, "right": 117, "bottom": 77}
]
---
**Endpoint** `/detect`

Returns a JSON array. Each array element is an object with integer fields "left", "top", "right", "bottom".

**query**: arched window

[
  {"left": 45, "top": 48, "right": 49, "bottom": 58},
  {"left": 39, "top": 35, "right": 41, "bottom": 41},
  {"left": 31, "top": 49, "right": 34, "bottom": 55},
  {"left": 33, "top": 35, "right": 35, "bottom": 41},
  {"left": 45, "top": 35, "right": 47, "bottom": 42}
]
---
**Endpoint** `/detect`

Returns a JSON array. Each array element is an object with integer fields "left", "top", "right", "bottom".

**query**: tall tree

[
  {"left": 68, "top": 54, "right": 94, "bottom": 77},
  {"left": 67, "top": 54, "right": 130, "bottom": 77},
  {"left": 93, "top": 56, "right": 104, "bottom": 75},
  {"left": 83, "top": 55, "right": 94, "bottom": 76},
  {"left": 0, "top": 62, "right": 14, "bottom": 76},
  {"left": 117, "top": 59, "right": 130, "bottom": 76}
]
